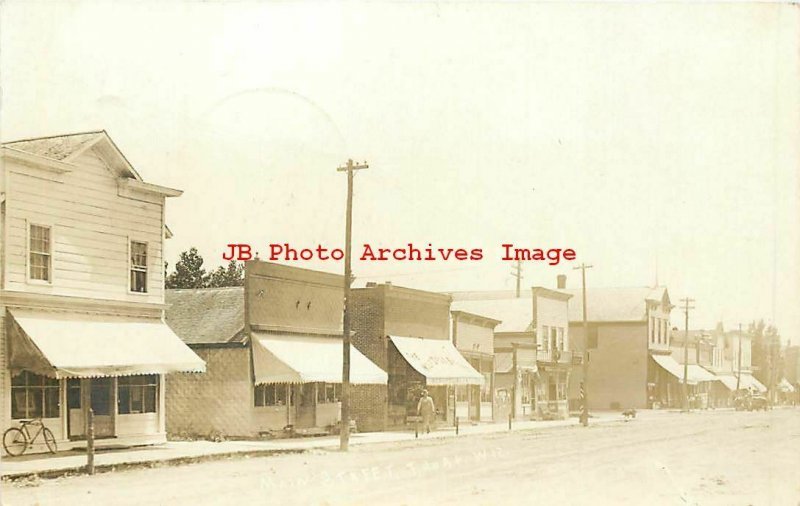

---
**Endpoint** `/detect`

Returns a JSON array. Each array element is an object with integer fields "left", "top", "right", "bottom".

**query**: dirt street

[{"left": 3, "top": 409, "right": 799, "bottom": 506}]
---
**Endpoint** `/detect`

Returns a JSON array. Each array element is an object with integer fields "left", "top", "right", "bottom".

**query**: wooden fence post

[{"left": 86, "top": 408, "right": 95, "bottom": 475}]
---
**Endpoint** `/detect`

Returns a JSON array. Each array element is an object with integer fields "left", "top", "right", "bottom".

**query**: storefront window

[
  {"left": 11, "top": 371, "right": 59, "bottom": 419},
  {"left": 254, "top": 384, "right": 290, "bottom": 407},
  {"left": 316, "top": 383, "right": 339, "bottom": 404},
  {"left": 118, "top": 375, "right": 157, "bottom": 414}
]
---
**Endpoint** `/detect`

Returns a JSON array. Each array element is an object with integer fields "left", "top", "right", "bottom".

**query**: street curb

[{"left": 1, "top": 448, "right": 306, "bottom": 482}]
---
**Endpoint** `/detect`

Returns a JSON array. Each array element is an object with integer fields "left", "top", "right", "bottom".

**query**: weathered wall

[
  {"left": 351, "top": 287, "right": 387, "bottom": 369},
  {"left": 245, "top": 261, "right": 343, "bottom": 334},
  {"left": 569, "top": 322, "right": 648, "bottom": 410},
  {"left": 0, "top": 308, "right": 8, "bottom": 439},
  {"left": 350, "top": 384, "right": 387, "bottom": 432},
  {"left": 384, "top": 290, "right": 450, "bottom": 340},
  {"left": 453, "top": 318, "right": 494, "bottom": 356},
  {"left": 166, "top": 346, "right": 255, "bottom": 438},
  {"left": 3, "top": 153, "right": 165, "bottom": 304}
]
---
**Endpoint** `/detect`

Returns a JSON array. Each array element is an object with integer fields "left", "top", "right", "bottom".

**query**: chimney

[{"left": 557, "top": 274, "right": 567, "bottom": 289}]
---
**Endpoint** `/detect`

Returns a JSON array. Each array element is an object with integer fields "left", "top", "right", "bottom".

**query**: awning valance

[
  {"left": 8, "top": 309, "right": 206, "bottom": 379},
  {"left": 252, "top": 333, "right": 387, "bottom": 385},
  {"left": 651, "top": 355, "right": 716, "bottom": 385},
  {"left": 389, "top": 335, "right": 484, "bottom": 386}
]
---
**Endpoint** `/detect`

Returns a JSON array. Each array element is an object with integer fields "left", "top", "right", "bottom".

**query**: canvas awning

[
  {"left": 389, "top": 335, "right": 484, "bottom": 386},
  {"left": 651, "top": 355, "right": 695, "bottom": 384},
  {"left": 739, "top": 373, "right": 767, "bottom": 393},
  {"left": 251, "top": 333, "right": 387, "bottom": 385},
  {"left": 688, "top": 365, "right": 717, "bottom": 383},
  {"left": 651, "top": 355, "right": 716, "bottom": 385},
  {"left": 778, "top": 378, "right": 795, "bottom": 393},
  {"left": 8, "top": 309, "right": 206, "bottom": 378},
  {"left": 714, "top": 373, "right": 766, "bottom": 392}
]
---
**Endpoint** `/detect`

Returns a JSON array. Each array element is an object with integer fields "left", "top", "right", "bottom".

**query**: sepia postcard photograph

[{"left": 0, "top": 1, "right": 798, "bottom": 504}]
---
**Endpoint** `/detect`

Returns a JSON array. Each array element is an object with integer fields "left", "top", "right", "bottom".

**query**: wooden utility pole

[
  {"left": 735, "top": 323, "right": 743, "bottom": 391},
  {"left": 680, "top": 297, "right": 695, "bottom": 411},
  {"left": 573, "top": 263, "right": 592, "bottom": 426},
  {"left": 511, "top": 260, "right": 523, "bottom": 298},
  {"left": 337, "top": 159, "right": 368, "bottom": 451}
]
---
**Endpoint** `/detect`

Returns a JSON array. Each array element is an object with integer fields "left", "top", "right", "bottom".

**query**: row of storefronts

[{"left": 2, "top": 131, "right": 793, "bottom": 457}]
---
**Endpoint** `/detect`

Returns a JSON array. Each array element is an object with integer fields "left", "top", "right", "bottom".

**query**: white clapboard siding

[{"left": 3, "top": 148, "right": 167, "bottom": 304}]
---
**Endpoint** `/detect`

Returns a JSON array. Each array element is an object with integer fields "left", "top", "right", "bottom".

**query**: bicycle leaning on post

[{"left": 3, "top": 418, "right": 57, "bottom": 456}]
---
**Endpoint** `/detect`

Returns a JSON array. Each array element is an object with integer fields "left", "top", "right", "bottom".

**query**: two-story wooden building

[
  {"left": 560, "top": 275, "right": 675, "bottom": 410},
  {"left": 0, "top": 131, "right": 205, "bottom": 454},
  {"left": 164, "top": 261, "right": 387, "bottom": 438}
]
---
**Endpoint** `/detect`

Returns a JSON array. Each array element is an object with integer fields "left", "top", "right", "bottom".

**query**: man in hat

[{"left": 417, "top": 389, "right": 436, "bottom": 434}]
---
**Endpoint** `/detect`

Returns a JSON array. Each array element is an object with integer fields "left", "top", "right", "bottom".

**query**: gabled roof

[
  {"left": 165, "top": 287, "right": 246, "bottom": 345},
  {"left": 2, "top": 130, "right": 145, "bottom": 181},
  {"left": 3, "top": 131, "right": 103, "bottom": 161},
  {"left": 561, "top": 286, "right": 670, "bottom": 323}
]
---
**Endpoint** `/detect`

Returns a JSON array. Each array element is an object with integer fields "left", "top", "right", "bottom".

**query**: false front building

[
  {"left": 451, "top": 286, "right": 574, "bottom": 421},
  {"left": 165, "top": 261, "right": 386, "bottom": 438},
  {"left": 0, "top": 131, "right": 205, "bottom": 454}
]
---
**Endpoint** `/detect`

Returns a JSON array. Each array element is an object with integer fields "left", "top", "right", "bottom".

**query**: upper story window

[
  {"left": 29, "top": 224, "right": 52, "bottom": 282},
  {"left": 556, "top": 327, "right": 565, "bottom": 351},
  {"left": 649, "top": 317, "right": 656, "bottom": 343},
  {"left": 130, "top": 241, "right": 148, "bottom": 293}
]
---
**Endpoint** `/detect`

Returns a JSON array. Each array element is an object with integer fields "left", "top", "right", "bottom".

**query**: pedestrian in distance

[{"left": 417, "top": 389, "right": 436, "bottom": 434}]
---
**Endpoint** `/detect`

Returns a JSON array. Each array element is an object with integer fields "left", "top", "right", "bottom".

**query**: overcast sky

[{"left": 2, "top": 1, "right": 798, "bottom": 338}]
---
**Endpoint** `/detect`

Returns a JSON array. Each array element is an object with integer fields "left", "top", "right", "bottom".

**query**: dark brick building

[{"left": 351, "top": 282, "right": 483, "bottom": 429}]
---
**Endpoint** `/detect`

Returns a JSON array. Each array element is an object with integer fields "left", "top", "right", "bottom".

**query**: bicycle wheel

[
  {"left": 3, "top": 427, "right": 28, "bottom": 457},
  {"left": 42, "top": 427, "right": 57, "bottom": 454}
]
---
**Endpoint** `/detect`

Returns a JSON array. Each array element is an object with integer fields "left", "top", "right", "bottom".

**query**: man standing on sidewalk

[{"left": 417, "top": 390, "right": 436, "bottom": 434}]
